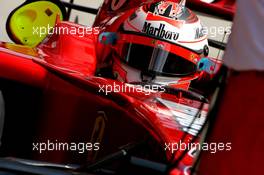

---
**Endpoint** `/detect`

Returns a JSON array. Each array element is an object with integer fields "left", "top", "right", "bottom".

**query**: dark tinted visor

[{"left": 122, "top": 43, "right": 197, "bottom": 76}]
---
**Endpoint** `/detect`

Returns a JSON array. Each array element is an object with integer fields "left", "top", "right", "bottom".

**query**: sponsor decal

[
  {"left": 146, "top": 12, "right": 184, "bottom": 28},
  {"left": 88, "top": 111, "right": 107, "bottom": 161},
  {"left": 190, "top": 53, "right": 198, "bottom": 63},
  {"left": 195, "top": 27, "right": 206, "bottom": 39},
  {"left": 151, "top": 39, "right": 157, "bottom": 45},
  {"left": 142, "top": 22, "right": 179, "bottom": 41}
]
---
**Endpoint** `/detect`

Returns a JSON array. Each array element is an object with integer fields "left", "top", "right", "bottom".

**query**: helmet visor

[{"left": 116, "top": 34, "right": 199, "bottom": 77}]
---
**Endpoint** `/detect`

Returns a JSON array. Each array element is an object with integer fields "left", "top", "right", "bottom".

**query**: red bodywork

[
  {"left": 0, "top": 0, "right": 222, "bottom": 174},
  {"left": 187, "top": 0, "right": 236, "bottom": 20}
]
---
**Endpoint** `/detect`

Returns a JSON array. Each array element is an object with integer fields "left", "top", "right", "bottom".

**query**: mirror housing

[{"left": 6, "top": 0, "right": 66, "bottom": 47}]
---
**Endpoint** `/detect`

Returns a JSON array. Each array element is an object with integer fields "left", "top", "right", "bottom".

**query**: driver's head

[{"left": 111, "top": 0, "right": 209, "bottom": 87}]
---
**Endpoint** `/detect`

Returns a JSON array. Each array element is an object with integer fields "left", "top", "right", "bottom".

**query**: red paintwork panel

[
  {"left": 187, "top": 0, "right": 236, "bottom": 20},
  {"left": 0, "top": 43, "right": 47, "bottom": 87}
]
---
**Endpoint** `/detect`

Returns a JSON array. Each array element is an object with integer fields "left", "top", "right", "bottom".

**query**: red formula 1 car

[{"left": 0, "top": 0, "right": 223, "bottom": 174}]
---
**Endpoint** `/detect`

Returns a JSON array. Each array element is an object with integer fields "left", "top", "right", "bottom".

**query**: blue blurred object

[
  {"left": 99, "top": 32, "right": 118, "bottom": 45},
  {"left": 197, "top": 57, "right": 215, "bottom": 74}
]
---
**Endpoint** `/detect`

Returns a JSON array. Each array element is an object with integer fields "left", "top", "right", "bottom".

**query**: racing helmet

[{"left": 111, "top": 0, "right": 209, "bottom": 87}]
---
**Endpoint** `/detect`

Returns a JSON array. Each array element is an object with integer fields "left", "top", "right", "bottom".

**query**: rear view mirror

[{"left": 6, "top": 0, "right": 66, "bottom": 47}]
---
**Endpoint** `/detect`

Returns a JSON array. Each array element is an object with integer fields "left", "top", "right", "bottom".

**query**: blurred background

[{"left": 0, "top": 0, "right": 232, "bottom": 58}]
